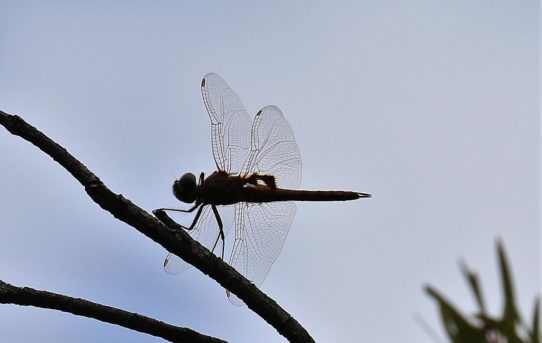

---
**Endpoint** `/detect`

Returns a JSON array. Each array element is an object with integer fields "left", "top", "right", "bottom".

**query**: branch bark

[
  {"left": 0, "top": 280, "right": 225, "bottom": 343},
  {"left": 0, "top": 110, "right": 314, "bottom": 343}
]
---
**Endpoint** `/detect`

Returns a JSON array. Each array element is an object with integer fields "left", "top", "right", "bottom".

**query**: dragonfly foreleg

[
  {"left": 157, "top": 203, "right": 203, "bottom": 231},
  {"left": 185, "top": 203, "right": 206, "bottom": 230},
  {"left": 210, "top": 205, "right": 225, "bottom": 260},
  {"left": 158, "top": 202, "right": 199, "bottom": 214}
]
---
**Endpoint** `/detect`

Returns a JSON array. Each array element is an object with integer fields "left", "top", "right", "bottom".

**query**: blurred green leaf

[
  {"left": 426, "top": 286, "right": 486, "bottom": 343},
  {"left": 497, "top": 239, "right": 520, "bottom": 325},
  {"left": 460, "top": 260, "right": 486, "bottom": 315},
  {"left": 427, "top": 239, "right": 540, "bottom": 343},
  {"left": 531, "top": 298, "right": 540, "bottom": 343}
]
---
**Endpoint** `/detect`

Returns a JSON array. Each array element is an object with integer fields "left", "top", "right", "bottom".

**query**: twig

[
  {"left": 0, "top": 110, "right": 314, "bottom": 343},
  {"left": 0, "top": 280, "right": 225, "bottom": 343}
]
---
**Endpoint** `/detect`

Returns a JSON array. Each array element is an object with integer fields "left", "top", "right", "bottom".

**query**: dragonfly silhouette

[{"left": 159, "top": 73, "right": 370, "bottom": 304}]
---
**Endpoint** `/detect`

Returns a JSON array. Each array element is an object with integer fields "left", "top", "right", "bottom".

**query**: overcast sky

[{"left": 0, "top": 2, "right": 539, "bottom": 342}]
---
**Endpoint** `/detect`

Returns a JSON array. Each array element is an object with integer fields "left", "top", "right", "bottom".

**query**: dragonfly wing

[
  {"left": 164, "top": 204, "right": 235, "bottom": 274},
  {"left": 242, "top": 105, "right": 302, "bottom": 189},
  {"left": 163, "top": 252, "right": 189, "bottom": 275},
  {"left": 201, "top": 73, "right": 252, "bottom": 173},
  {"left": 227, "top": 201, "right": 297, "bottom": 305}
]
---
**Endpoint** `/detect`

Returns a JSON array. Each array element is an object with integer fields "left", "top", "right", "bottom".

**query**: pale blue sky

[{"left": 0, "top": 2, "right": 539, "bottom": 342}]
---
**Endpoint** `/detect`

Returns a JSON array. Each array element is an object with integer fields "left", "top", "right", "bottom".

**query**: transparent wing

[
  {"left": 164, "top": 204, "right": 235, "bottom": 274},
  {"left": 227, "top": 201, "right": 297, "bottom": 305},
  {"left": 171, "top": 76, "right": 302, "bottom": 306},
  {"left": 242, "top": 105, "right": 302, "bottom": 189},
  {"left": 201, "top": 73, "right": 252, "bottom": 173}
]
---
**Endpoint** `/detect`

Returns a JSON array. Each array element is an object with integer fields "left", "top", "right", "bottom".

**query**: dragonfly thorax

[{"left": 173, "top": 172, "right": 197, "bottom": 203}]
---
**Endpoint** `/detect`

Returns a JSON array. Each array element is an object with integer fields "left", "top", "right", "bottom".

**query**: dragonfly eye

[{"left": 172, "top": 172, "right": 197, "bottom": 203}]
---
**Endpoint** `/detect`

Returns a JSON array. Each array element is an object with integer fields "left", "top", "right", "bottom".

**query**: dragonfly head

[{"left": 172, "top": 172, "right": 197, "bottom": 203}]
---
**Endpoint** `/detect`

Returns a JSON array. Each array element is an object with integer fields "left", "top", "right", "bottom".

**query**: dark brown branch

[
  {"left": 0, "top": 280, "right": 225, "bottom": 343},
  {"left": 0, "top": 110, "right": 314, "bottom": 343}
]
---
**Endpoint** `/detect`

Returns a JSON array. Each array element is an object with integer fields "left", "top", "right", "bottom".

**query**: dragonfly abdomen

[{"left": 242, "top": 187, "right": 371, "bottom": 203}]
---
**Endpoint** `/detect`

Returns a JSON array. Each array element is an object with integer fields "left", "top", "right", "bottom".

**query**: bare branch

[
  {"left": 0, "top": 280, "right": 225, "bottom": 343},
  {"left": 0, "top": 110, "right": 314, "bottom": 343}
]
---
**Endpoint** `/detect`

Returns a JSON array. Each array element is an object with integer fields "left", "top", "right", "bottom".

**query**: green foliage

[{"left": 426, "top": 240, "right": 540, "bottom": 343}]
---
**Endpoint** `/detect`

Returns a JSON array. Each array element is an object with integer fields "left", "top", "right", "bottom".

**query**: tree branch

[
  {"left": 0, "top": 110, "right": 314, "bottom": 343},
  {"left": 0, "top": 280, "right": 225, "bottom": 343}
]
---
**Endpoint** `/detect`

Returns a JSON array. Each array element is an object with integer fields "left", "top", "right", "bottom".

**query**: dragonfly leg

[
  {"left": 157, "top": 202, "right": 200, "bottom": 213},
  {"left": 185, "top": 203, "right": 206, "bottom": 230},
  {"left": 156, "top": 203, "right": 204, "bottom": 231},
  {"left": 210, "top": 205, "right": 225, "bottom": 260}
]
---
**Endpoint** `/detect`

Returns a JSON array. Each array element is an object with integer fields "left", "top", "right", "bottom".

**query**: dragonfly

[{"left": 160, "top": 73, "right": 370, "bottom": 304}]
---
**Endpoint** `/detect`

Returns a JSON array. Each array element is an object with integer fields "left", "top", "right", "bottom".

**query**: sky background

[{"left": 0, "top": 2, "right": 539, "bottom": 342}]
